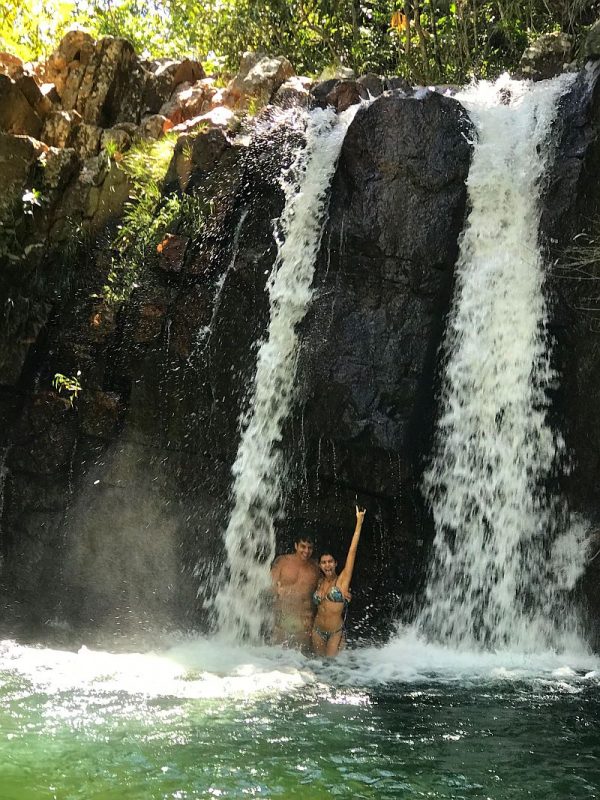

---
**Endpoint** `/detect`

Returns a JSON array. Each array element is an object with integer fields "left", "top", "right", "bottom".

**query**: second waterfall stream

[{"left": 418, "top": 73, "right": 589, "bottom": 653}]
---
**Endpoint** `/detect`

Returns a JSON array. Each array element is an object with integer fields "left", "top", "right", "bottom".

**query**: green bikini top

[{"left": 313, "top": 585, "right": 347, "bottom": 605}]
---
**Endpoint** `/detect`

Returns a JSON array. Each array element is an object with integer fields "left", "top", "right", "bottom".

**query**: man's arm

[{"left": 271, "top": 555, "right": 284, "bottom": 594}]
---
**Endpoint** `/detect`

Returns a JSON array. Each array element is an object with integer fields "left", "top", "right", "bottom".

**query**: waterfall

[
  {"left": 214, "top": 102, "right": 362, "bottom": 640},
  {"left": 418, "top": 74, "right": 587, "bottom": 652}
]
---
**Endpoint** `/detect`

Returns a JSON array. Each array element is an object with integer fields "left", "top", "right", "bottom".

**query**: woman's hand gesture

[{"left": 356, "top": 505, "right": 366, "bottom": 525}]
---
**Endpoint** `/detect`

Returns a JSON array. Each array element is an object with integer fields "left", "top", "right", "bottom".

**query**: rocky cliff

[{"left": 2, "top": 31, "right": 600, "bottom": 645}]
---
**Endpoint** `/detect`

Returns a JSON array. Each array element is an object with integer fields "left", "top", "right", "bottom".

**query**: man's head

[{"left": 293, "top": 534, "right": 314, "bottom": 560}]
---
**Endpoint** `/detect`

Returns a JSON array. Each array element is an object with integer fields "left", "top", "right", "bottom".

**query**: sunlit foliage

[
  {"left": 1, "top": 0, "right": 598, "bottom": 83},
  {"left": 0, "top": 1, "right": 92, "bottom": 60}
]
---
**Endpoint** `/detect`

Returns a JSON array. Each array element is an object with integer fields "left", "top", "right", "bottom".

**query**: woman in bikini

[{"left": 311, "top": 505, "right": 366, "bottom": 657}]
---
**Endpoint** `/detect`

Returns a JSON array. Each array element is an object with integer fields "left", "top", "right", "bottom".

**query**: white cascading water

[
  {"left": 418, "top": 74, "right": 589, "bottom": 652},
  {"left": 214, "top": 102, "right": 363, "bottom": 640}
]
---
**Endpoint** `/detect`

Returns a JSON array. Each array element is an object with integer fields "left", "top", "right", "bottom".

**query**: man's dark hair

[{"left": 294, "top": 533, "right": 315, "bottom": 546}]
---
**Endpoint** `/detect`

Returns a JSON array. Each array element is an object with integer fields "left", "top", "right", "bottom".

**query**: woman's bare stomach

[{"left": 313, "top": 605, "right": 345, "bottom": 633}]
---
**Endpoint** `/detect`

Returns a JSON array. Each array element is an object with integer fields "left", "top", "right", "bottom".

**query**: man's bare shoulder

[
  {"left": 271, "top": 554, "right": 295, "bottom": 573},
  {"left": 273, "top": 554, "right": 296, "bottom": 565}
]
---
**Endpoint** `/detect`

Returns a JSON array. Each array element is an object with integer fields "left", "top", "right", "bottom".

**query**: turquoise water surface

[{"left": 1, "top": 632, "right": 599, "bottom": 799}]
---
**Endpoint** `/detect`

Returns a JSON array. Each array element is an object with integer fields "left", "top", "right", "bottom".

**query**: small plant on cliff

[
  {"left": 103, "top": 132, "right": 212, "bottom": 304},
  {"left": 21, "top": 188, "right": 43, "bottom": 216},
  {"left": 103, "top": 134, "right": 178, "bottom": 303},
  {"left": 102, "top": 138, "right": 121, "bottom": 161},
  {"left": 52, "top": 371, "right": 82, "bottom": 408}
]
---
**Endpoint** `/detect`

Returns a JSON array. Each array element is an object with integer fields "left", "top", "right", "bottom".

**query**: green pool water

[{"left": 1, "top": 634, "right": 599, "bottom": 799}]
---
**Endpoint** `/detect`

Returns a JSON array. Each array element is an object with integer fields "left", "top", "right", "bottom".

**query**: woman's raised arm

[{"left": 338, "top": 506, "right": 366, "bottom": 590}]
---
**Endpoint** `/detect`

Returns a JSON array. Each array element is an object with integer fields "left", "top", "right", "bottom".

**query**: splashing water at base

[
  {"left": 213, "top": 103, "right": 363, "bottom": 641},
  {"left": 418, "top": 74, "right": 588, "bottom": 652}
]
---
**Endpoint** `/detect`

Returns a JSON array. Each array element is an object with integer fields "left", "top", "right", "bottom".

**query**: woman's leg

[
  {"left": 311, "top": 629, "right": 328, "bottom": 656},
  {"left": 325, "top": 631, "right": 345, "bottom": 657}
]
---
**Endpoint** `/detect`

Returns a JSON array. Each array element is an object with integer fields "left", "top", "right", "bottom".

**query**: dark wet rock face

[
  {"left": 282, "top": 92, "right": 472, "bottom": 630},
  {"left": 0, "top": 74, "right": 44, "bottom": 138},
  {"left": 540, "top": 63, "right": 600, "bottom": 646}
]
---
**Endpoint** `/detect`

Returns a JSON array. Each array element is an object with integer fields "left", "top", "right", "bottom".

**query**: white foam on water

[
  {"left": 214, "top": 102, "right": 364, "bottom": 641},
  {"left": 0, "top": 637, "right": 315, "bottom": 700},
  {"left": 328, "top": 627, "right": 600, "bottom": 687},
  {"left": 418, "top": 73, "right": 588, "bottom": 652},
  {"left": 1, "top": 633, "right": 598, "bottom": 703}
]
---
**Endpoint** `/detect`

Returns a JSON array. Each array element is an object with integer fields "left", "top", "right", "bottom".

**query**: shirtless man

[{"left": 270, "top": 535, "right": 320, "bottom": 653}]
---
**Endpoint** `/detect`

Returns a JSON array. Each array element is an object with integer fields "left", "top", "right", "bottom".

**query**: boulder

[
  {"left": 159, "top": 78, "right": 218, "bottom": 126},
  {"left": 297, "top": 91, "right": 473, "bottom": 456},
  {"left": 43, "top": 30, "right": 96, "bottom": 98},
  {"left": 164, "top": 125, "right": 232, "bottom": 192},
  {"left": 142, "top": 58, "right": 206, "bottom": 115},
  {"left": 0, "top": 75, "right": 43, "bottom": 137},
  {"left": 584, "top": 20, "right": 600, "bottom": 60},
  {"left": 311, "top": 78, "right": 368, "bottom": 110},
  {"left": 357, "top": 73, "right": 385, "bottom": 97},
  {"left": 224, "top": 53, "right": 295, "bottom": 110},
  {"left": 51, "top": 152, "right": 108, "bottom": 231},
  {"left": 70, "top": 123, "right": 102, "bottom": 158},
  {"left": 41, "top": 147, "right": 79, "bottom": 198},
  {"left": 0, "top": 134, "right": 45, "bottom": 218},
  {"left": 518, "top": 32, "right": 573, "bottom": 81},
  {"left": 100, "top": 127, "right": 132, "bottom": 155},
  {"left": 171, "top": 105, "right": 235, "bottom": 134},
  {"left": 77, "top": 152, "right": 110, "bottom": 188},
  {"left": 311, "top": 78, "right": 340, "bottom": 107},
  {"left": 41, "top": 109, "right": 83, "bottom": 148},
  {"left": 171, "top": 58, "right": 205, "bottom": 85},
  {"left": 142, "top": 69, "right": 176, "bottom": 115},
  {"left": 325, "top": 80, "right": 368, "bottom": 112},
  {"left": 157, "top": 233, "right": 189, "bottom": 272},
  {"left": 147, "top": 56, "right": 204, "bottom": 85},
  {"left": 113, "top": 121, "right": 138, "bottom": 137},
  {"left": 40, "top": 83, "right": 61, "bottom": 105},
  {"left": 272, "top": 76, "right": 312, "bottom": 108},
  {"left": 14, "top": 74, "right": 53, "bottom": 118},
  {"left": 89, "top": 160, "right": 130, "bottom": 227},
  {"left": 60, "top": 36, "right": 147, "bottom": 126},
  {"left": 139, "top": 113, "right": 169, "bottom": 139},
  {"left": 385, "top": 76, "right": 413, "bottom": 93},
  {"left": 0, "top": 51, "right": 24, "bottom": 78}
]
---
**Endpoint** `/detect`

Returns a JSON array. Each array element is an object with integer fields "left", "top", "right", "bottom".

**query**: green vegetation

[
  {"left": 1, "top": 0, "right": 597, "bottom": 85},
  {"left": 52, "top": 371, "right": 83, "bottom": 406},
  {"left": 103, "top": 133, "right": 178, "bottom": 303},
  {"left": 102, "top": 138, "right": 120, "bottom": 160},
  {"left": 103, "top": 132, "right": 209, "bottom": 303}
]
